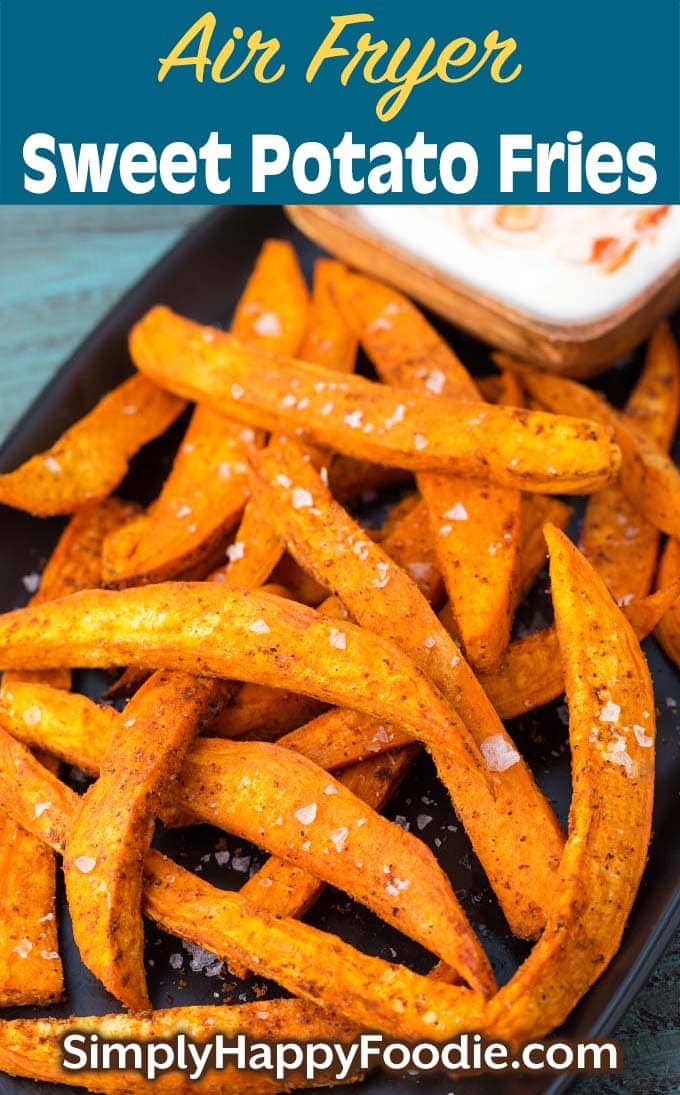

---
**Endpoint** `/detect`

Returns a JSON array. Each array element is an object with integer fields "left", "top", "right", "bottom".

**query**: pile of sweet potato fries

[{"left": 0, "top": 238, "right": 678, "bottom": 1093}]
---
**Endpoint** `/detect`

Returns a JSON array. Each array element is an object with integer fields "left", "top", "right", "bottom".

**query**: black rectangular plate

[{"left": 0, "top": 206, "right": 678, "bottom": 1095}]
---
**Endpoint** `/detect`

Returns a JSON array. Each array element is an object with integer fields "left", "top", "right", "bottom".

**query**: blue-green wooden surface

[{"left": 0, "top": 206, "right": 677, "bottom": 1094}]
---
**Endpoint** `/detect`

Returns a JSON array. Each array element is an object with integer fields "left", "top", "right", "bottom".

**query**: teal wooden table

[{"left": 0, "top": 206, "right": 677, "bottom": 1094}]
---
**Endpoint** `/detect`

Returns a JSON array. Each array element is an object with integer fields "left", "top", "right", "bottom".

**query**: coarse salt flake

[
  {"left": 176, "top": 505, "right": 192, "bottom": 519},
  {"left": 13, "top": 938, "right": 32, "bottom": 959},
  {"left": 329, "top": 628, "right": 347, "bottom": 650},
  {"left": 386, "top": 877, "right": 411, "bottom": 897},
  {"left": 330, "top": 826, "right": 349, "bottom": 852},
  {"left": 44, "top": 457, "right": 61, "bottom": 474},
  {"left": 344, "top": 410, "right": 363, "bottom": 429},
  {"left": 73, "top": 856, "right": 97, "bottom": 874},
  {"left": 414, "top": 433, "right": 428, "bottom": 450},
  {"left": 295, "top": 803, "right": 317, "bottom": 825},
  {"left": 604, "top": 735, "right": 635, "bottom": 777},
  {"left": 23, "top": 705, "right": 42, "bottom": 727},
  {"left": 324, "top": 783, "right": 338, "bottom": 795},
  {"left": 444, "top": 503, "right": 468, "bottom": 521},
  {"left": 633, "top": 724, "right": 653, "bottom": 747},
  {"left": 215, "top": 850, "right": 231, "bottom": 866},
  {"left": 226, "top": 541, "right": 245, "bottom": 562},
  {"left": 385, "top": 404, "right": 405, "bottom": 429},
  {"left": 424, "top": 635, "right": 436, "bottom": 650},
  {"left": 291, "top": 487, "right": 313, "bottom": 509},
  {"left": 425, "top": 370, "right": 445, "bottom": 395},
  {"left": 480, "top": 734, "right": 520, "bottom": 772},
  {"left": 231, "top": 383, "right": 245, "bottom": 400},
  {"left": 276, "top": 474, "right": 292, "bottom": 488},
  {"left": 34, "top": 802, "right": 51, "bottom": 818},
  {"left": 22, "top": 572, "right": 40, "bottom": 594},
  {"left": 253, "top": 311, "right": 282, "bottom": 337},
  {"left": 372, "top": 561, "right": 390, "bottom": 588},
  {"left": 600, "top": 701, "right": 621, "bottom": 723},
  {"left": 249, "top": 619, "right": 271, "bottom": 634}
]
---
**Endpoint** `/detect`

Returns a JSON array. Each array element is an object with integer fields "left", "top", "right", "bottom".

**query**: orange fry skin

[
  {"left": 579, "top": 324, "right": 680, "bottom": 602},
  {"left": 131, "top": 306, "right": 620, "bottom": 494},
  {"left": 178, "top": 739, "right": 494, "bottom": 995},
  {"left": 221, "top": 259, "right": 357, "bottom": 591},
  {"left": 482, "top": 526, "right": 655, "bottom": 1043},
  {"left": 0, "top": 1002, "right": 359, "bottom": 1094},
  {"left": 336, "top": 272, "right": 521, "bottom": 670},
  {"left": 655, "top": 537, "right": 680, "bottom": 668},
  {"left": 0, "top": 684, "right": 484, "bottom": 990},
  {"left": 498, "top": 353, "right": 680, "bottom": 538},
  {"left": 4, "top": 496, "right": 138, "bottom": 694},
  {"left": 0, "top": 498, "right": 134, "bottom": 1006},
  {"left": 63, "top": 671, "right": 213, "bottom": 1010},
  {"left": 215, "top": 746, "right": 418, "bottom": 978},
  {"left": 0, "top": 583, "right": 491, "bottom": 806},
  {"left": 104, "top": 240, "right": 309, "bottom": 588},
  {"left": 0, "top": 375, "right": 184, "bottom": 517},
  {"left": 250, "top": 437, "right": 565, "bottom": 939},
  {"left": 0, "top": 729, "right": 486, "bottom": 1038},
  {"left": 479, "top": 579, "right": 680, "bottom": 720},
  {"left": 0, "top": 796, "right": 62, "bottom": 1007}
]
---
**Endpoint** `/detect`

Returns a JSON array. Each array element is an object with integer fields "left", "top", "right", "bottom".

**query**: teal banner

[{"left": 0, "top": 0, "right": 678, "bottom": 202}]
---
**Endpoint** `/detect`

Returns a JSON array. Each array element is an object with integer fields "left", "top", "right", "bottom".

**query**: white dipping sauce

[{"left": 358, "top": 205, "right": 680, "bottom": 325}]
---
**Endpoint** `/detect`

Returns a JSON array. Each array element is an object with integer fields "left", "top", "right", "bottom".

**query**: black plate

[{"left": 0, "top": 207, "right": 679, "bottom": 1095}]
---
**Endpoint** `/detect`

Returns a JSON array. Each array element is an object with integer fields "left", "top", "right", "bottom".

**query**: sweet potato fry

[
  {"left": 0, "top": 776, "right": 62, "bottom": 1006},
  {"left": 655, "top": 537, "right": 680, "bottom": 668},
  {"left": 250, "top": 438, "right": 564, "bottom": 938},
  {"left": 63, "top": 671, "right": 214, "bottom": 1009},
  {"left": 377, "top": 496, "right": 445, "bottom": 603},
  {"left": 336, "top": 272, "right": 521, "bottom": 669},
  {"left": 0, "top": 499, "right": 134, "bottom": 1006},
  {"left": 280, "top": 709, "right": 411, "bottom": 772},
  {"left": 579, "top": 324, "right": 680, "bottom": 602},
  {"left": 0, "top": 728, "right": 485, "bottom": 1038},
  {"left": 477, "top": 370, "right": 525, "bottom": 407},
  {"left": 498, "top": 352, "right": 680, "bottom": 538},
  {"left": 516, "top": 495, "right": 573, "bottom": 602},
  {"left": 180, "top": 739, "right": 497, "bottom": 994},
  {"left": 4, "top": 496, "right": 138, "bottom": 694},
  {"left": 0, "top": 682, "right": 116, "bottom": 773},
  {"left": 219, "top": 260, "right": 358, "bottom": 591},
  {"left": 0, "top": 583, "right": 492, "bottom": 795},
  {"left": 101, "top": 511, "right": 152, "bottom": 583},
  {"left": 326, "top": 456, "right": 411, "bottom": 502},
  {"left": 214, "top": 682, "right": 326, "bottom": 741},
  {"left": 131, "top": 306, "right": 619, "bottom": 494},
  {"left": 0, "top": 674, "right": 491, "bottom": 994},
  {"left": 0, "top": 1002, "right": 359, "bottom": 1094},
  {"left": 0, "top": 376, "right": 184, "bottom": 516},
  {"left": 103, "top": 241, "right": 309, "bottom": 588},
  {"left": 624, "top": 322, "right": 680, "bottom": 449},
  {"left": 482, "top": 525, "right": 655, "bottom": 1043},
  {"left": 479, "top": 580, "right": 680, "bottom": 719},
  {"left": 215, "top": 745, "right": 418, "bottom": 976}
]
